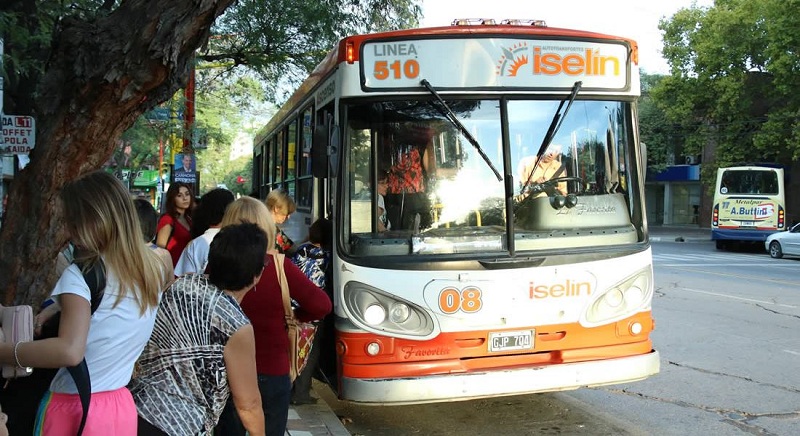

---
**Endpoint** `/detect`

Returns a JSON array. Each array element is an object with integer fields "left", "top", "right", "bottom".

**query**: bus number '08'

[
  {"left": 373, "top": 60, "right": 420, "bottom": 80},
  {"left": 439, "top": 287, "right": 483, "bottom": 314}
]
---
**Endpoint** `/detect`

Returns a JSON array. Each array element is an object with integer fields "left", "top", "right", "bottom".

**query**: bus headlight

[
  {"left": 389, "top": 303, "right": 411, "bottom": 323},
  {"left": 581, "top": 266, "right": 653, "bottom": 327},
  {"left": 344, "top": 281, "right": 435, "bottom": 338},
  {"left": 364, "top": 304, "right": 386, "bottom": 325}
]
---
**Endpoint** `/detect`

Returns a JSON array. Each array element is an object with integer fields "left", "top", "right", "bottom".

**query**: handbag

[
  {"left": 1, "top": 305, "right": 35, "bottom": 378},
  {"left": 273, "top": 253, "right": 318, "bottom": 383}
]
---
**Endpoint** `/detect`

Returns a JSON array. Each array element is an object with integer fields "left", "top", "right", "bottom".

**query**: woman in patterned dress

[{"left": 130, "top": 223, "right": 268, "bottom": 436}]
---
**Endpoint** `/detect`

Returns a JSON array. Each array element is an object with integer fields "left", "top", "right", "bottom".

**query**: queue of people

[{"left": 0, "top": 172, "right": 332, "bottom": 435}]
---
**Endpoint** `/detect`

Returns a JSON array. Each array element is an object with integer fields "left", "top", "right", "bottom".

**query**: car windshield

[{"left": 343, "top": 98, "right": 640, "bottom": 257}]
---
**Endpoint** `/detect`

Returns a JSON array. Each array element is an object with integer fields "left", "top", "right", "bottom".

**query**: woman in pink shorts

[{"left": 0, "top": 171, "right": 168, "bottom": 435}]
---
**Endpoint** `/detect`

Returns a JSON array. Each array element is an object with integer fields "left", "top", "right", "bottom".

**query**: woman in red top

[
  {"left": 213, "top": 197, "right": 332, "bottom": 436},
  {"left": 241, "top": 255, "right": 331, "bottom": 436},
  {"left": 156, "top": 182, "right": 194, "bottom": 267}
]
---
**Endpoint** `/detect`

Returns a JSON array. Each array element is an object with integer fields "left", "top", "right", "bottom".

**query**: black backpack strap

[{"left": 71, "top": 259, "right": 106, "bottom": 436}]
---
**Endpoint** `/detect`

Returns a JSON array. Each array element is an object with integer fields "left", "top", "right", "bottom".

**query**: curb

[
  {"left": 286, "top": 381, "right": 351, "bottom": 436},
  {"left": 650, "top": 236, "right": 710, "bottom": 243}
]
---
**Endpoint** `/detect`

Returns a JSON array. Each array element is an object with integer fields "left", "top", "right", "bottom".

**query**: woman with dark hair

[
  {"left": 133, "top": 199, "right": 174, "bottom": 279},
  {"left": 175, "top": 188, "right": 235, "bottom": 276},
  {"left": 156, "top": 182, "right": 194, "bottom": 267},
  {"left": 131, "top": 223, "right": 268, "bottom": 436}
]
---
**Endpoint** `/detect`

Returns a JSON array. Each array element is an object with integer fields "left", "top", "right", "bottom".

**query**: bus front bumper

[{"left": 339, "top": 350, "right": 660, "bottom": 405}]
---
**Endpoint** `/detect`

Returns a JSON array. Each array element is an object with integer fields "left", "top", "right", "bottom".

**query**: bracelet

[{"left": 13, "top": 341, "right": 26, "bottom": 369}]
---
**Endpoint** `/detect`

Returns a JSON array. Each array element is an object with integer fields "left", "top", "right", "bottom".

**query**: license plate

[{"left": 488, "top": 330, "right": 534, "bottom": 352}]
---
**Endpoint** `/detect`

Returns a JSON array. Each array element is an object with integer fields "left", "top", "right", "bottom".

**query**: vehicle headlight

[
  {"left": 581, "top": 266, "right": 653, "bottom": 327},
  {"left": 344, "top": 281, "right": 435, "bottom": 338},
  {"left": 364, "top": 304, "right": 386, "bottom": 325}
]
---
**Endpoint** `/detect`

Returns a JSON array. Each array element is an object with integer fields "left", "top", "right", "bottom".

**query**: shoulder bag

[
  {"left": 1, "top": 305, "right": 34, "bottom": 378},
  {"left": 273, "top": 252, "right": 318, "bottom": 383}
]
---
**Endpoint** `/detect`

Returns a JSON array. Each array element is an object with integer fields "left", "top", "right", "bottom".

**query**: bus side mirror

[
  {"left": 311, "top": 123, "right": 340, "bottom": 178},
  {"left": 312, "top": 125, "right": 329, "bottom": 178},
  {"left": 329, "top": 125, "right": 340, "bottom": 178}
]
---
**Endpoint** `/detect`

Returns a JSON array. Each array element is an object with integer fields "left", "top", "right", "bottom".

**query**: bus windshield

[{"left": 344, "top": 98, "right": 637, "bottom": 257}]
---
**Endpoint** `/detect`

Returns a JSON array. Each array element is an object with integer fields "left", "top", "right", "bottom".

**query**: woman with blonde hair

[
  {"left": 219, "top": 196, "right": 275, "bottom": 243},
  {"left": 0, "top": 170, "right": 167, "bottom": 435},
  {"left": 215, "top": 195, "right": 331, "bottom": 436},
  {"left": 265, "top": 189, "right": 296, "bottom": 253}
]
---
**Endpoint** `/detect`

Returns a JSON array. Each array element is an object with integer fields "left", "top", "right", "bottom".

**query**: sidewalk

[
  {"left": 285, "top": 381, "right": 351, "bottom": 436},
  {"left": 649, "top": 225, "right": 711, "bottom": 243}
]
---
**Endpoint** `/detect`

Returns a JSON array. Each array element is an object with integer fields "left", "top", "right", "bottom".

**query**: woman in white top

[
  {"left": 174, "top": 188, "right": 234, "bottom": 276},
  {"left": 0, "top": 170, "right": 167, "bottom": 435}
]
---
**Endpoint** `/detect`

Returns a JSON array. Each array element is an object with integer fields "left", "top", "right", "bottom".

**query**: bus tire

[
  {"left": 769, "top": 241, "right": 783, "bottom": 259},
  {"left": 715, "top": 240, "right": 726, "bottom": 250}
]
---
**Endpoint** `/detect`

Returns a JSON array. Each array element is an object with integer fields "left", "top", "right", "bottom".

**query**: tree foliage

[
  {"left": 202, "top": 0, "right": 421, "bottom": 101},
  {"left": 655, "top": 0, "right": 800, "bottom": 177},
  {"left": 0, "top": 0, "right": 422, "bottom": 306}
]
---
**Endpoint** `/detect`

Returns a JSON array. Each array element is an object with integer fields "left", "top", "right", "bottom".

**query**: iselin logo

[
  {"left": 529, "top": 280, "right": 592, "bottom": 299},
  {"left": 496, "top": 44, "right": 621, "bottom": 77}
]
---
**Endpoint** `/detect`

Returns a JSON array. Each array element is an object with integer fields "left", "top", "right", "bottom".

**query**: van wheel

[
  {"left": 715, "top": 240, "right": 726, "bottom": 250},
  {"left": 769, "top": 241, "right": 783, "bottom": 259}
]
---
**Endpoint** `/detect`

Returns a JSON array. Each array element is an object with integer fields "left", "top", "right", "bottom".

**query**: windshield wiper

[
  {"left": 420, "top": 79, "right": 502, "bottom": 181},
  {"left": 515, "top": 81, "right": 582, "bottom": 213},
  {"left": 520, "top": 81, "right": 582, "bottom": 191}
]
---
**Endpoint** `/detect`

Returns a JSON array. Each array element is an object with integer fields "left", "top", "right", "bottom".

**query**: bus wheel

[
  {"left": 769, "top": 241, "right": 783, "bottom": 259},
  {"left": 715, "top": 240, "right": 726, "bottom": 250}
]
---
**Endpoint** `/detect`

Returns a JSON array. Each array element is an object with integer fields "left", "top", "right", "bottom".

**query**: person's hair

[
  {"left": 220, "top": 197, "right": 276, "bottom": 245},
  {"left": 190, "top": 188, "right": 235, "bottom": 238},
  {"left": 207, "top": 223, "right": 267, "bottom": 291},
  {"left": 61, "top": 171, "right": 163, "bottom": 313},
  {"left": 308, "top": 217, "right": 332, "bottom": 248},
  {"left": 164, "top": 182, "right": 194, "bottom": 218},
  {"left": 133, "top": 199, "right": 158, "bottom": 243},
  {"left": 265, "top": 189, "right": 296, "bottom": 216}
]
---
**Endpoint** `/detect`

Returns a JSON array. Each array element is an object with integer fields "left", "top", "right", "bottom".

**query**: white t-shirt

[
  {"left": 49, "top": 264, "right": 159, "bottom": 394},
  {"left": 174, "top": 227, "right": 220, "bottom": 276}
]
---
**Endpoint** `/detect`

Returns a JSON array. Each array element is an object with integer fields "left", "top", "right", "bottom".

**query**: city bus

[
  {"left": 253, "top": 18, "right": 659, "bottom": 404},
  {"left": 712, "top": 165, "right": 786, "bottom": 250}
]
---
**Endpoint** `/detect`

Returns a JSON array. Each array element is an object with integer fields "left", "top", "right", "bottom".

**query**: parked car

[{"left": 765, "top": 222, "right": 800, "bottom": 258}]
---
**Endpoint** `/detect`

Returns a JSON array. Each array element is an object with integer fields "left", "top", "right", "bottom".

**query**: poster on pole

[
  {"left": 173, "top": 153, "right": 197, "bottom": 184},
  {"left": 0, "top": 115, "right": 36, "bottom": 154}
]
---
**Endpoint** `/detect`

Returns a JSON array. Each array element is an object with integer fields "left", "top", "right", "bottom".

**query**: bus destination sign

[{"left": 361, "top": 38, "right": 630, "bottom": 91}]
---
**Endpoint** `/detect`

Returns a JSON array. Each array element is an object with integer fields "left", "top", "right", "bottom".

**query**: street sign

[{"left": 0, "top": 115, "right": 36, "bottom": 154}]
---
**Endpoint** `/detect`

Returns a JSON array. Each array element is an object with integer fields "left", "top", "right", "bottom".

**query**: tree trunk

[{"left": 0, "top": 0, "right": 235, "bottom": 306}]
